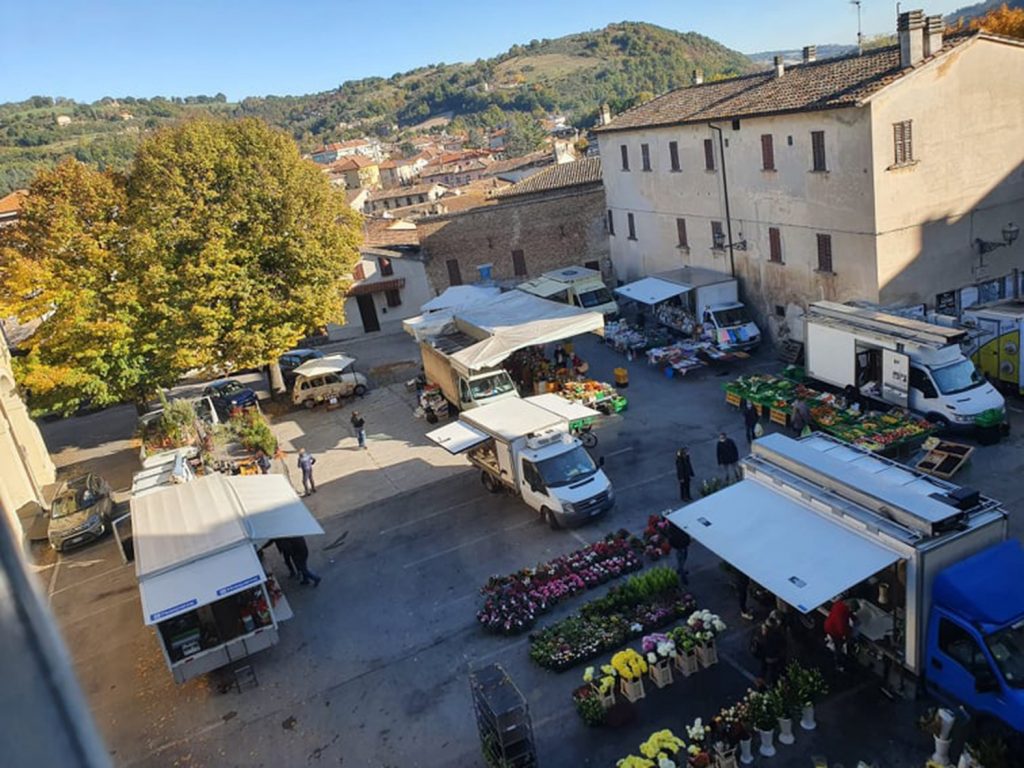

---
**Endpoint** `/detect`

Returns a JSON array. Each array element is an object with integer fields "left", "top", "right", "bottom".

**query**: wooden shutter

[
  {"left": 607, "top": 209, "right": 615, "bottom": 236},
  {"left": 811, "top": 131, "right": 826, "bottom": 171},
  {"left": 627, "top": 213, "right": 636, "bottom": 240},
  {"left": 669, "top": 141, "right": 680, "bottom": 171},
  {"left": 893, "top": 121, "right": 913, "bottom": 165},
  {"left": 676, "top": 218, "right": 688, "bottom": 248},
  {"left": 512, "top": 249, "right": 527, "bottom": 276},
  {"left": 703, "top": 139, "right": 715, "bottom": 170},
  {"left": 816, "top": 233, "right": 833, "bottom": 272},
  {"left": 769, "top": 227, "right": 782, "bottom": 263},
  {"left": 620, "top": 144, "right": 629, "bottom": 171},
  {"left": 446, "top": 259, "right": 462, "bottom": 286},
  {"left": 641, "top": 143, "right": 651, "bottom": 171},
  {"left": 761, "top": 134, "right": 775, "bottom": 171}
]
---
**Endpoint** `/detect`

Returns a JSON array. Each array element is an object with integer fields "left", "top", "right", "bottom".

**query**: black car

[
  {"left": 279, "top": 348, "right": 325, "bottom": 387},
  {"left": 203, "top": 379, "right": 259, "bottom": 419}
]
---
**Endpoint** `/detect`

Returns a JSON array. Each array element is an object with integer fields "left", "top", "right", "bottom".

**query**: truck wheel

[
  {"left": 304, "top": 399, "right": 316, "bottom": 409},
  {"left": 542, "top": 507, "right": 561, "bottom": 530},
  {"left": 927, "top": 413, "right": 949, "bottom": 430},
  {"left": 481, "top": 472, "right": 501, "bottom": 494},
  {"left": 354, "top": 384, "right": 367, "bottom": 396}
]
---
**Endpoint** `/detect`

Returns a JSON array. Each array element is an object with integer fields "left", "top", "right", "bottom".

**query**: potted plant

[
  {"left": 767, "top": 685, "right": 797, "bottom": 746},
  {"left": 670, "top": 627, "right": 699, "bottom": 676},
  {"left": 643, "top": 633, "right": 675, "bottom": 688},
  {"left": 785, "top": 662, "right": 827, "bottom": 731},
  {"left": 748, "top": 691, "right": 777, "bottom": 757},
  {"left": 583, "top": 665, "right": 617, "bottom": 709},
  {"left": 686, "top": 610, "right": 726, "bottom": 668},
  {"left": 612, "top": 648, "right": 648, "bottom": 703},
  {"left": 638, "top": 729, "right": 687, "bottom": 766},
  {"left": 572, "top": 683, "right": 607, "bottom": 727}
]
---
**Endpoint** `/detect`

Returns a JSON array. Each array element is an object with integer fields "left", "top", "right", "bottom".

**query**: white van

[
  {"left": 518, "top": 266, "right": 619, "bottom": 318},
  {"left": 291, "top": 354, "right": 369, "bottom": 408}
]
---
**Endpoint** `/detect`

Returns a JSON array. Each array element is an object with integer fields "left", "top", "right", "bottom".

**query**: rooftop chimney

[
  {"left": 774, "top": 55, "right": 785, "bottom": 78},
  {"left": 924, "top": 14, "right": 945, "bottom": 58},
  {"left": 692, "top": 68, "right": 704, "bottom": 85},
  {"left": 599, "top": 103, "right": 612, "bottom": 126},
  {"left": 898, "top": 9, "right": 926, "bottom": 68},
  {"left": 802, "top": 45, "right": 817, "bottom": 64}
]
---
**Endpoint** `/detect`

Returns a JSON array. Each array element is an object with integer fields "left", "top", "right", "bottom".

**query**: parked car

[
  {"left": 291, "top": 355, "right": 369, "bottom": 408},
  {"left": 48, "top": 474, "right": 113, "bottom": 551},
  {"left": 202, "top": 379, "right": 258, "bottom": 419},
  {"left": 279, "top": 348, "right": 325, "bottom": 387}
]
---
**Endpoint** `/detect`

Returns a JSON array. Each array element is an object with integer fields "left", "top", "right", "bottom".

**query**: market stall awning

[
  {"left": 139, "top": 543, "right": 266, "bottom": 625},
  {"left": 518, "top": 276, "right": 568, "bottom": 298},
  {"left": 426, "top": 420, "right": 490, "bottom": 454},
  {"left": 525, "top": 394, "right": 601, "bottom": 424},
  {"left": 667, "top": 479, "right": 901, "bottom": 613},
  {"left": 291, "top": 355, "right": 356, "bottom": 378},
  {"left": 614, "top": 277, "right": 689, "bottom": 306},
  {"left": 403, "top": 310, "right": 456, "bottom": 340},
  {"left": 347, "top": 277, "right": 405, "bottom": 297},
  {"left": 225, "top": 475, "right": 325, "bottom": 542},
  {"left": 420, "top": 285, "right": 500, "bottom": 313},
  {"left": 452, "top": 291, "right": 604, "bottom": 371}
]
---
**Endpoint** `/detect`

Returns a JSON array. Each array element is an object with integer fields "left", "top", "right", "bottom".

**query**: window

[
  {"left": 774, "top": 305, "right": 786, "bottom": 318},
  {"left": 620, "top": 144, "right": 630, "bottom": 171},
  {"left": 668, "top": 141, "right": 681, "bottom": 171},
  {"left": 377, "top": 256, "right": 393, "bottom": 277},
  {"left": 893, "top": 120, "right": 914, "bottom": 165},
  {"left": 446, "top": 259, "right": 462, "bottom": 286},
  {"left": 761, "top": 134, "right": 775, "bottom": 171},
  {"left": 627, "top": 213, "right": 637, "bottom": 240},
  {"left": 353, "top": 262, "right": 366, "bottom": 280},
  {"left": 768, "top": 227, "right": 783, "bottom": 263},
  {"left": 385, "top": 289, "right": 402, "bottom": 308},
  {"left": 512, "top": 249, "right": 527, "bottom": 276},
  {"left": 811, "top": 130, "right": 827, "bottom": 171},
  {"left": 641, "top": 143, "right": 651, "bottom": 171},
  {"left": 939, "top": 619, "right": 989, "bottom": 675},
  {"left": 607, "top": 209, "right": 615, "bottom": 236},
  {"left": 676, "top": 218, "right": 688, "bottom": 248},
  {"left": 909, "top": 366, "right": 938, "bottom": 399},
  {"left": 816, "top": 233, "right": 833, "bottom": 272},
  {"left": 584, "top": 260, "right": 600, "bottom": 271},
  {"left": 711, "top": 221, "right": 724, "bottom": 249},
  {"left": 487, "top": 236, "right": 494, "bottom": 249},
  {"left": 703, "top": 139, "right": 716, "bottom": 171}
]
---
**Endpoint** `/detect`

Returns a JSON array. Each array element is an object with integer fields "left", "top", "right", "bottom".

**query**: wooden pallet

[
  {"left": 725, "top": 391, "right": 742, "bottom": 408},
  {"left": 915, "top": 439, "right": 974, "bottom": 479}
]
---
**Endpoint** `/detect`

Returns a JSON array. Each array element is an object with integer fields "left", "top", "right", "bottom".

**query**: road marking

[
  {"left": 605, "top": 447, "right": 633, "bottom": 458},
  {"left": 465, "top": 636, "right": 531, "bottom": 665},
  {"left": 378, "top": 495, "right": 485, "bottom": 535},
  {"left": 615, "top": 469, "right": 675, "bottom": 493},
  {"left": 504, "top": 519, "right": 535, "bottom": 532},
  {"left": 402, "top": 519, "right": 532, "bottom": 569},
  {"left": 47, "top": 555, "right": 62, "bottom": 598},
  {"left": 49, "top": 564, "right": 129, "bottom": 598},
  {"left": 568, "top": 530, "right": 590, "bottom": 547}
]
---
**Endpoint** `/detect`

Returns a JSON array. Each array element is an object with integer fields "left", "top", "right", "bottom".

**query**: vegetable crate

[{"left": 470, "top": 665, "right": 537, "bottom": 768}]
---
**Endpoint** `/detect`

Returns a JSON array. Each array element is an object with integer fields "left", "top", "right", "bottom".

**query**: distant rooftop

[{"left": 493, "top": 157, "right": 602, "bottom": 198}]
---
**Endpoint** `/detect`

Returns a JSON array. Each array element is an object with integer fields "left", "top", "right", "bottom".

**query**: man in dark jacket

[
  {"left": 666, "top": 522, "right": 692, "bottom": 585},
  {"left": 286, "top": 536, "right": 321, "bottom": 586},
  {"left": 743, "top": 401, "right": 759, "bottom": 443},
  {"left": 716, "top": 432, "right": 741, "bottom": 482},
  {"left": 675, "top": 446, "right": 695, "bottom": 501},
  {"left": 272, "top": 538, "right": 297, "bottom": 578}
]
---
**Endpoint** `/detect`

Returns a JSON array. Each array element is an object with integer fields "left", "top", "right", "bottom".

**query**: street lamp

[
  {"left": 975, "top": 222, "right": 1020, "bottom": 255},
  {"left": 712, "top": 230, "right": 748, "bottom": 251}
]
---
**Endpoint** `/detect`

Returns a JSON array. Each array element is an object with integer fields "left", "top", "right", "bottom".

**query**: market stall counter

[{"left": 132, "top": 473, "right": 323, "bottom": 683}]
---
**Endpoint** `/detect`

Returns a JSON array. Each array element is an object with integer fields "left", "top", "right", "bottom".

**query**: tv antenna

[{"left": 851, "top": 0, "right": 864, "bottom": 54}]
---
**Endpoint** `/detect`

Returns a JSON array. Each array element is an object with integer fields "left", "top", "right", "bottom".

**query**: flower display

[
  {"left": 616, "top": 757, "right": 656, "bottom": 768},
  {"left": 685, "top": 609, "right": 727, "bottom": 643},
  {"left": 711, "top": 700, "right": 751, "bottom": 745},
  {"left": 612, "top": 648, "right": 649, "bottom": 680},
  {"left": 641, "top": 632, "right": 676, "bottom": 659},
  {"left": 639, "top": 729, "right": 686, "bottom": 759},
  {"left": 642, "top": 514, "right": 674, "bottom": 560},
  {"left": 477, "top": 530, "right": 643, "bottom": 634},
  {"left": 685, "top": 718, "right": 707, "bottom": 745},
  {"left": 572, "top": 684, "right": 606, "bottom": 727}
]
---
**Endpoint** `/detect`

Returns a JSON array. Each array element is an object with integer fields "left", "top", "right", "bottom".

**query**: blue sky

[{"left": 1, "top": 0, "right": 970, "bottom": 103}]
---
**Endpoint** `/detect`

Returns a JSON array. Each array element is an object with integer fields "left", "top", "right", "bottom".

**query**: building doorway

[{"left": 356, "top": 294, "right": 380, "bottom": 333}]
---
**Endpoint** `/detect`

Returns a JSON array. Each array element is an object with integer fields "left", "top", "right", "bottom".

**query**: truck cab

[
  {"left": 518, "top": 267, "right": 619, "bottom": 319},
  {"left": 906, "top": 353, "right": 1005, "bottom": 429},
  {"left": 459, "top": 369, "right": 518, "bottom": 410},
  {"left": 517, "top": 431, "right": 614, "bottom": 528},
  {"left": 925, "top": 540, "right": 1024, "bottom": 734},
  {"left": 703, "top": 302, "right": 761, "bottom": 351}
]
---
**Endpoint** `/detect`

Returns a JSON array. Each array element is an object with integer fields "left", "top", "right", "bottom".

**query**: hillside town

[{"left": 1, "top": 5, "right": 1024, "bottom": 768}]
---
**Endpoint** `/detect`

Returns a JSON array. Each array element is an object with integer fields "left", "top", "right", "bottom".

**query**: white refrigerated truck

[
  {"left": 804, "top": 301, "right": 1006, "bottom": 431},
  {"left": 427, "top": 397, "right": 614, "bottom": 529}
]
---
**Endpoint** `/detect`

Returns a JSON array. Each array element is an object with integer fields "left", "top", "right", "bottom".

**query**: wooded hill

[{"left": 0, "top": 22, "right": 752, "bottom": 195}]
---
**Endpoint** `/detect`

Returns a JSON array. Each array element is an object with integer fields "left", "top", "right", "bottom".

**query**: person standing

[
  {"left": 272, "top": 538, "right": 298, "bottom": 579},
  {"left": 675, "top": 446, "right": 695, "bottom": 502},
  {"left": 736, "top": 570, "right": 754, "bottom": 621},
  {"left": 297, "top": 448, "right": 316, "bottom": 495},
  {"left": 256, "top": 449, "right": 272, "bottom": 475},
  {"left": 666, "top": 523, "right": 692, "bottom": 585},
  {"left": 288, "top": 536, "right": 321, "bottom": 586},
  {"left": 824, "top": 598, "right": 857, "bottom": 672},
  {"left": 351, "top": 410, "right": 367, "bottom": 450},
  {"left": 791, "top": 397, "right": 811, "bottom": 436},
  {"left": 743, "top": 401, "right": 759, "bottom": 444},
  {"left": 716, "top": 432, "right": 740, "bottom": 482},
  {"left": 758, "top": 612, "right": 787, "bottom": 685}
]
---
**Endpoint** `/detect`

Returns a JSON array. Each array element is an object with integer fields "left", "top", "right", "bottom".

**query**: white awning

[
  {"left": 525, "top": 394, "right": 601, "bottom": 424},
  {"left": 667, "top": 479, "right": 901, "bottom": 613},
  {"left": 426, "top": 420, "right": 490, "bottom": 454},
  {"left": 403, "top": 311, "right": 456, "bottom": 341},
  {"left": 292, "top": 354, "right": 355, "bottom": 378},
  {"left": 614, "top": 277, "right": 690, "bottom": 306},
  {"left": 225, "top": 475, "right": 325, "bottom": 542},
  {"left": 420, "top": 285, "right": 500, "bottom": 313},
  {"left": 140, "top": 544, "right": 265, "bottom": 625}
]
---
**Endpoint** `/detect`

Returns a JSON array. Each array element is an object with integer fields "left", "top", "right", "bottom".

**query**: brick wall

[{"left": 417, "top": 184, "right": 610, "bottom": 292}]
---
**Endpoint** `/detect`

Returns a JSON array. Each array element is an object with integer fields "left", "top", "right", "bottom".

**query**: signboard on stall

[{"left": 882, "top": 349, "right": 910, "bottom": 407}]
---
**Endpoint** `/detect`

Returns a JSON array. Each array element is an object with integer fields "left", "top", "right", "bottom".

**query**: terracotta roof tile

[
  {"left": 0, "top": 189, "right": 28, "bottom": 215},
  {"left": 492, "top": 157, "right": 602, "bottom": 198}
]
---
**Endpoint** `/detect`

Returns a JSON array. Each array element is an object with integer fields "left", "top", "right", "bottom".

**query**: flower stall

[
  {"left": 612, "top": 648, "right": 649, "bottom": 702},
  {"left": 642, "top": 515, "right": 673, "bottom": 560},
  {"left": 477, "top": 530, "right": 644, "bottom": 634}
]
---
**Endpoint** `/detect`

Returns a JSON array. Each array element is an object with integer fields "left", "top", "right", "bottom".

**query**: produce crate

[
  {"left": 724, "top": 391, "right": 742, "bottom": 408},
  {"left": 770, "top": 408, "right": 790, "bottom": 426},
  {"left": 915, "top": 440, "right": 974, "bottom": 479},
  {"left": 610, "top": 396, "right": 628, "bottom": 413}
]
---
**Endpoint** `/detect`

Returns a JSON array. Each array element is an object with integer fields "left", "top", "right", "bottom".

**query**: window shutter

[
  {"left": 641, "top": 143, "right": 651, "bottom": 171},
  {"left": 627, "top": 213, "right": 636, "bottom": 240},
  {"left": 676, "top": 218, "right": 688, "bottom": 248},
  {"left": 512, "top": 249, "right": 527, "bottom": 276},
  {"left": 816, "top": 234, "right": 833, "bottom": 272},
  {"left": 620, "top": 144, "right": 630, "bottom": 171},
  {"left": 769, "top": 227, "right": 782, "bottom": 263},
  {"left": 761, "top": 134, "right": 775, "bottom": 170},
  {"left": 703, "top": 139, "right": 715, "bottom": 171},
  {"left": 811, "top": 131, "right": 826, "bottom": 171},
  {"left": 669, "top": 141, "right": 680, "bottom": 171}
]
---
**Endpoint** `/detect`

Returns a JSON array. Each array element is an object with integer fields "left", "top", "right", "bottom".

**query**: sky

[{"left": 1, "top": 0, "right": 973, "bottom": 103}]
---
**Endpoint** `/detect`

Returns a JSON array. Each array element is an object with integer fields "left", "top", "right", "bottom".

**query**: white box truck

[
  {"left": 518, "top": 266, "right": 619, "bottom": 318},
  {"left": 804, "top": 301, "right": 1006, "bottom": 432},
  {"left": 420, "top": 334, "right": 519, "bottom": 412},
  {"left": 426, "top": 397, "right": 614, "bottom": 529}
]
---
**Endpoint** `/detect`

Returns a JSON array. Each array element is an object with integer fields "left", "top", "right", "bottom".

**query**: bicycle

[{"left": 573, "top": 423, "right": 598, "bottom": 449}]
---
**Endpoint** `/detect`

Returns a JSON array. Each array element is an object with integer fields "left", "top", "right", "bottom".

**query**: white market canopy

[
  {"left": 132, "top": 473, "right": 324, "bottom": 625},
  {"left": 292, "top": 354, "right": 356, "bottom": 378},
  {"left": 451, "top": 290, "right": 604, "bottom": 371},
  {"left": 667, "top": 479, "right": 901, "bottom": 613},
  {"left": 614, "top": 277, "right": 689, "bottom": 306},
  {"left": 420, "top": 285, "right": 501, "bottom": 313}
]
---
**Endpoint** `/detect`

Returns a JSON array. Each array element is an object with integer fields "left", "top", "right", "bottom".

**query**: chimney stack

[
  {"left": 774, "top": 55, "right": 785, "bottom": 78},
  {"left": 692, "top": 68, "right": 704, "bottom": 85},
  {"left": 599, "top": 103, "right": 612, "bottom": 126},
  {"left": 898, "top": 9, "right": 926, "bottom": 68},
  {"left": 802, "top": 45, "right": 817, "bottom": 64},
  {"left": 924, "top": 14, "right": 945, "bottom": 57}
]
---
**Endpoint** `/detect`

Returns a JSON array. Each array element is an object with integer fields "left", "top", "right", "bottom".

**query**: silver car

[{"left": 48, "top": 474, "right": 113, "bottom": 552}]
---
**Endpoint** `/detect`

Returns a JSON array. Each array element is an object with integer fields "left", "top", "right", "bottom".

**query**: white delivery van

[
  {"left": 518, "top": 266, "right": 619, "bottom": 318},
  {"left": 805, "top": 301, "right": 1006, "bottom": 431},
  {"left": 291, "top": 354, "right": 369, "bottom": 408},
  {"left": 427, "top": 397, "right": 614, "bottom": 528}
]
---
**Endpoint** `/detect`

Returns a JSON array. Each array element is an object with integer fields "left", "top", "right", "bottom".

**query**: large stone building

[
  {"left": 595, "top": 12, "right": 1024, "bottom": 339},
  {"left": 418, "top": 157, "right": 611, "bottom": 291}
]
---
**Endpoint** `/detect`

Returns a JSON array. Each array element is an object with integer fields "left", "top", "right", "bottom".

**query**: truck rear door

[
  {"left": 881, "top": 349, "right": 910, "bottom": 407},
  {"left": 425, "top": 421, "right": 489, "bottom": 453}
]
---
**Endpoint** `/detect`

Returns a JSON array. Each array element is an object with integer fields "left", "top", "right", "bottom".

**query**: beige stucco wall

[
  {"left": 870, "top": 38, "right": 1024, "bottom": 306},
  {"left": 597, "top": 107, "right": 880, "bottom": 333},
  {"left": 0, "top": 344, "right": 56, "bottom": 539},
  {"left": 328, "top": 252, "right": 435, "bottom": 340}
]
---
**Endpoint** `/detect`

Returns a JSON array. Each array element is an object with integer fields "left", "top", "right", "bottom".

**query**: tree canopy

[
  {"left": 970, "top": 3, "right": 1024, "bottom": 37},
  {"left": 0, "top": 118, "right": 362, "bottom": 413}
]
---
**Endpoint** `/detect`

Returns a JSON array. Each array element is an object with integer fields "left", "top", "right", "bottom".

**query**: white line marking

[
  {"left": 719, "top": 649, "right": 758, "bottom": 684},
  {"left": 615, "top": 469, "right": 675, "bottom": 493},
  {"left": 47, "top": 555, "right": 62, "bottom": 598},
  {"left": 402, "top": 520, "right": 530, "bottom": 569},
  {"left": 378, "top": 495, "right": 483, "bottom": 535},
  {"left": 504, "top": 519, "right": 535, "bottom": 532},
  {"left": 605, "top": 447, "right": 633, "bottom": 458},
  {"left": 568, "top": 530, "right": 590, "bottom": 547},
  {"left": 465, "top": 637, "right": 531, "bottom": 665},
  {"left": 48, "top": 564, "right": 130, "bottom": 597}
]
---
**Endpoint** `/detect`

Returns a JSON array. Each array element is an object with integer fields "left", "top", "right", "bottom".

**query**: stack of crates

[{"left": 470, "top": 664, "right": 537, "bottom": 768}]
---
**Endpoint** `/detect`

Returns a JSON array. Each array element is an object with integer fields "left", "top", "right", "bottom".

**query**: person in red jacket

[{"left": 824, "top": 598, "right": 857, "bottom": 671}]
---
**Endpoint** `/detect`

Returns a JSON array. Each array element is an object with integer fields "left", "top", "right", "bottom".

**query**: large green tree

[{"left": 0, "top": 118, "right": 362, "bottom": 413}]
